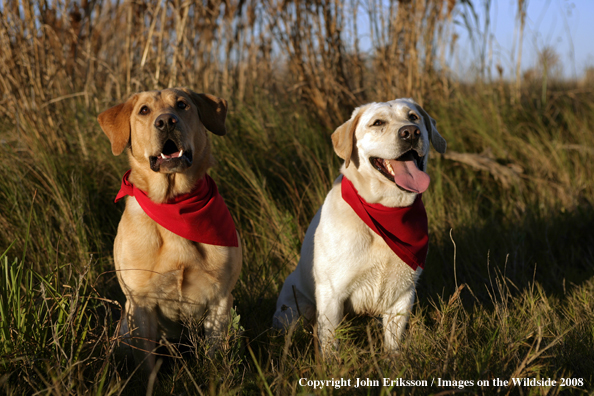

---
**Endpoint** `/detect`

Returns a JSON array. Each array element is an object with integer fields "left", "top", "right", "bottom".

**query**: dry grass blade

[{"left": 442, "top": 150, "right": 523, "bottom": 188}]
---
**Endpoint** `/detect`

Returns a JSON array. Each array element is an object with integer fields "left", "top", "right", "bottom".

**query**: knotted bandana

[
  {"left": 115, "top": 170, "right": 238, "bottom": 247},
  {"left": 341, "top": 176, "right": 428, "bottom": 270}
]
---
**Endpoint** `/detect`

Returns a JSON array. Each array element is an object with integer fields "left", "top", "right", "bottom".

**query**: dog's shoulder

[{"left": 319, "top": 178, "right": 369, "bottom": 235}]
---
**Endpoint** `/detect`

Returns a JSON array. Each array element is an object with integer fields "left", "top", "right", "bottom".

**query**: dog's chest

[
  {"left": 346, "top": 241, "right": 420, "bottom": 315},
  {"left": 318, "top": 189, "right": 422, "bottom": 315},
  {"left": 116, "top": 201, "right": 224, "bottom": 319}
]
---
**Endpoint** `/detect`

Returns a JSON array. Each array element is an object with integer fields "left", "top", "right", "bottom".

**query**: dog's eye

[
  {"left": 372, "top": 120, "right": 385, "bottom": 127},
  {"left": 139, "top": 106, "right": 150, "bottom": 115},
  {"left": 409, "top": 113, "right": 419, "bottom": 121},
  {"left": 177, "top": 101, "right": 188, "bottom": 109}
]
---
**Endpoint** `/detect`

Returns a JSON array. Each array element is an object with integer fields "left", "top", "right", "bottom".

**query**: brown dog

[{"left": 98, "top": 88, "right": 242, "bottom": 374}]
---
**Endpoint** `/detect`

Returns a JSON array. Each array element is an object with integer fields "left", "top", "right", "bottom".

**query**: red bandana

[
  {"left": 340, "top": 176, "right": 428, "bottom": 270},
  {"left": 115, "top": 170, "right": 238, "bottom": 247}
]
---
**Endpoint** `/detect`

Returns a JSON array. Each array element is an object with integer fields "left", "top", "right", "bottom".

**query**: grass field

[
  {"left": 2, "top": 83, "right": 594, "bottom": 395},
  {"left": 2, "top": 0, "right": 594, "bottom": 394}
]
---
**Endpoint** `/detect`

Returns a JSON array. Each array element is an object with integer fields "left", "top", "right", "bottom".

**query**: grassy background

[
  {"left": 2, "top": 0, "right": 594, "bottom": 394},
  {"left": 2, "top": 84, "right": 594, "bottom": 395}
]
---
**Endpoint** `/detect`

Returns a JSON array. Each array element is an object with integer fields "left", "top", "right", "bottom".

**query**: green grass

[{"left": 1, "top": 85, "right": 594, "bottom": 395}]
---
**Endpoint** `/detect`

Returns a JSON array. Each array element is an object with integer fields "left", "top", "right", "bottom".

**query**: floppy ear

[
  {"left": 97, "top": 95, "right": 138, "bottom": 156},
  {"left": 413, "top": 102, "right": 447, "bottom": 154},
  {"left": 331, "top": 108, "right": 364, "bottom": 168},
  {"left": 186, "top": 91, "right": 228, "bottom": 136}
]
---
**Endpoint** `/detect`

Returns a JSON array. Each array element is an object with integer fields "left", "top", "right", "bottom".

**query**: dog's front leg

[
  {"left": 125, "top": 300, "right": 159, "bottom": 375},
  {"left": 203, "top": 293, "right": 233, "bottom": 353},
  {"left": 315, "top": 289, "right": 344, "bottom": 357},
  {"left": 382, "top": 289, "right": 416, "bottom": 352}
]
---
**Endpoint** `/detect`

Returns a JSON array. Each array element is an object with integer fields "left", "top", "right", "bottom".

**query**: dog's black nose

[
  {"left": 154, "top": 113, "right": 178, "bottom": 132},
  {"left": 398, "top": 125, "right": 420, "bottom": 144}
]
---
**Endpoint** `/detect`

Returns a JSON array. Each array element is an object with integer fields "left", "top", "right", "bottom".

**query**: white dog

[{"left": 273, "top": 99, "right": 446, "bottom": 354}]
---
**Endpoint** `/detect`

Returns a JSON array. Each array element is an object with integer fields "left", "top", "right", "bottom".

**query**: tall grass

[
  {"left": 1, "top": 0, "right": 594, "bottom": 394},
  {"left": 0, "top": 0, "right": 460, "bottom": 133},
  {"left": 2, "top": 86, "right": 593, "bottom": 394}
]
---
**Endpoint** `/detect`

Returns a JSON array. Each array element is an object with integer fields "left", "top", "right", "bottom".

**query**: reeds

[
  {"left": 0, "top": 0, "right": 464, "bottom": 135},
  {"left": 1, "top": 0, "right": 594, "bottom": 394}
]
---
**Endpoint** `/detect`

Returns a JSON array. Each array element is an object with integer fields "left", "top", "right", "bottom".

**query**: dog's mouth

[
  {"left": 149, "top": 139, "right": 193, "bottom": 172},
  {"left": 370, "top": 150, "right": 430, "bottom": 193}
]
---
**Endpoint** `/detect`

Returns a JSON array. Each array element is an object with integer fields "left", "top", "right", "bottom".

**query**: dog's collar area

[
  {"left": 114, "top": 170, "right": 238, "bottom": 247},
  {"left": 340, "top": 175, "right": 428, "bottom": 270}
]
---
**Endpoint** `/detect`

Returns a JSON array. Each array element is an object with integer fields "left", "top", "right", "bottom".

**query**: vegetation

[{"left": 1, "top": 0, "right": 594, "bottom": 394}]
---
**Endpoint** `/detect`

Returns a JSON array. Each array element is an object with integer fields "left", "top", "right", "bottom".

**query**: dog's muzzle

[{"left": 149, "top": 115, "right": 193, "bottom": 172}]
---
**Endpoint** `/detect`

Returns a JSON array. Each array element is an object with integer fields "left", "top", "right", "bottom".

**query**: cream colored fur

[{"left": 273, "top": 99, "right": 446, "bottom": 355}]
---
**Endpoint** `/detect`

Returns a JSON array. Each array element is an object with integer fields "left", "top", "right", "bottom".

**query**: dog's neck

[
  {"left": 341, "top": 164, "right": 417, "bottom": 208},
  {"left": 127, "top": 144, "right": 214, "bottom": 204}
]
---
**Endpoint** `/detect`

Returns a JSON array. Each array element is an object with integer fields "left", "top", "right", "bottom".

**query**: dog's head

[
  {"left": 98, "top": 88, "right": 227, "bottom": 174},
  {"left": 332, "top": 99, "right": 446, "bottom": 203}
]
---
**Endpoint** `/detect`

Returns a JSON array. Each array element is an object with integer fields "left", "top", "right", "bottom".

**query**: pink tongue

[
  {"left": 162, "top": 151, "right": 180, "bottom": 159},
  {"left": 156, "top": 151, "right": 181, "bottom": 164},
  {"left": 387, "top": 155, "right": 430, "bottom": 193}
]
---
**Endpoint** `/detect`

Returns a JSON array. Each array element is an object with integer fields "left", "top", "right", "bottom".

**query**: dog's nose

[
  {"left": 398, "top": 125, "right": 421, "bottom": 144},
  {"left": 154, "top": 113, "right": 178, "bottom": 132}
]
